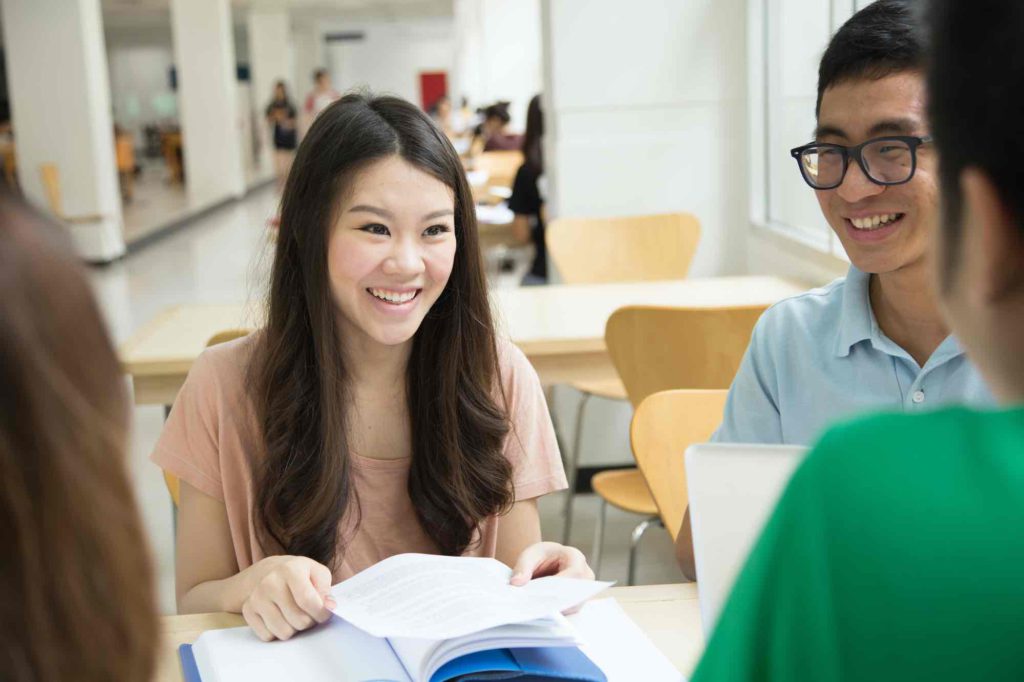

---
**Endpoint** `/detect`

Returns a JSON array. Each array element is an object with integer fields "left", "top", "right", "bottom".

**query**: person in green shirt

[{"left": 692, "top": 0, "right": 1024, "bottom": 679}]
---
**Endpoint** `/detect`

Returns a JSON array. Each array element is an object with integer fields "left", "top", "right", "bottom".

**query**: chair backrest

[
  {"left": 38, "top": 163, "right": 63, "bottom": 216},
  {"left": 631, "top": 389, "right": 728, "bottom": 539},
  {"left": 163, "top": 328, "right": 252, "bottom": 507},
  {"left": 605, "top": 304, "right": 766, "bottom": 407},
  {"left": 546, "top": 213, "right": 701, "bottom": 284}
]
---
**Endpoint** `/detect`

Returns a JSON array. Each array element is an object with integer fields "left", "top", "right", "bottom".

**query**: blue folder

[{"left": 179, "top": 643, "right": 606, "bottom": 682}]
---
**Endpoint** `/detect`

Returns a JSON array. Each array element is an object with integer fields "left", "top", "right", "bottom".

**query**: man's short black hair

[
  {"left": 816, "top": 0, "right": 924, "bottom": 118},
  {"left": 927, "top": 0, "right": 1024, "bottom": 270}
]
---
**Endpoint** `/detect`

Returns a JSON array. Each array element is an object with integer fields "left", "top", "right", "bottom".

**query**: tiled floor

[{"left": 90, "top": 183, "right": 687, "bottom": 615}]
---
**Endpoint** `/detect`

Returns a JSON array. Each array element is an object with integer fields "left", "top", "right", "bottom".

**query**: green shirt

[{"left": 692, "top": 406, "right": 1024, "bottom": 682}]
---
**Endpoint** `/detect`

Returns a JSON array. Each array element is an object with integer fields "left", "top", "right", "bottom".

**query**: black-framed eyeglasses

[{"left": 790, "top": 135, "right": 933, "bottom": 190}]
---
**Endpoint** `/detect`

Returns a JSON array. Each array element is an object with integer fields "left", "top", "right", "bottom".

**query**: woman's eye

[
  {"left": 361, "top": 223, "right": 390, "bottom": 236},
  {"left": 423, "top": 224, "right": 451, "bottom": 237}
]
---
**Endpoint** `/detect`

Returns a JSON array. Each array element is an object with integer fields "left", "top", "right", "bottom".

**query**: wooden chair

[
  {"left": 38, "top": 164, "right": 105, "bottom": 224},
  {"left": 546, "top": 213, "right": 701, "bottom": 546},
  {"left": 590, "top": 304, "right": 766, "bottom": 583},
  {"left": 546, "top": 213, "right": 701, "bottom": 285},
  {"left": 162, "top": 329, "right": 251, "bottom": 516},
  {"left": 628, "top": 389, "right": 728, "bottom": 581}
]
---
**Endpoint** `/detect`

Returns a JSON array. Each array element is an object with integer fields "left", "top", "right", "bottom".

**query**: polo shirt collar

[{"left": 833, "top": 265, "right": 873, "bottom": 358}]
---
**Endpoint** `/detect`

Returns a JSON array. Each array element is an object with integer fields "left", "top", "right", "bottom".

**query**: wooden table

[
  {"left": 120, "top": 276, "right": 807, "bottom": 405},
  {"left": 156, "top": 583, "right": 703, "bottom": 682}
]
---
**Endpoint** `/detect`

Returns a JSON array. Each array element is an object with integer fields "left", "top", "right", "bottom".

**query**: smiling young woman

[{"left": 152, "top": 93, "right": 591, "bottom": 642}]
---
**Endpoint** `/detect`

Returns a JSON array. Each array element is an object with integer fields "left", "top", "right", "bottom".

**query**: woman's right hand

[{"left": 240, "top": 556, "right": 337, "bottom": 641}]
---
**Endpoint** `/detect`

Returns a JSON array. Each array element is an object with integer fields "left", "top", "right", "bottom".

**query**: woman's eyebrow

[
  {"left": 422, "top": 209, "right": 455, "bottom": 221},
  {"left": 348, "top": 205, "right": 392, "bottom": 218}
]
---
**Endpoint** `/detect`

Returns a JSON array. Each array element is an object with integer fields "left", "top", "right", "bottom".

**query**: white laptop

[{"left": 685, "top": 443, "right": 807, "bottom": 635}]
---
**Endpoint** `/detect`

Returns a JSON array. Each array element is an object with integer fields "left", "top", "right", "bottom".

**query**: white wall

[
  {"left": 324, "top": 18, "right": 453, "bottom": 107},
  {"left": 453, "top": 0, "right": 542, "bottom": 131}
]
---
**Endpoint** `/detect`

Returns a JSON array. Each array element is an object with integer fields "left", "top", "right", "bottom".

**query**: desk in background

[
  {"left": 156, "top": 583, "right": 703, "bottom": 682},
  {"left": 120, "top": 276, "right": 808, "bottom": 406}
]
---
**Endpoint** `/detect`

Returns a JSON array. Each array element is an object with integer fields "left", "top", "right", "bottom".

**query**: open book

[{"left": 180, "top": 554, "right": 620, "bottom": 682}]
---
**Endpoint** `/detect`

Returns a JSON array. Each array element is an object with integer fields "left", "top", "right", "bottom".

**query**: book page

[
  {"left": 328, "top": 553, "right": 612, "bottom": 639},
  {"left": 194, "top": 616, "right": 412, "bottom": 682}
]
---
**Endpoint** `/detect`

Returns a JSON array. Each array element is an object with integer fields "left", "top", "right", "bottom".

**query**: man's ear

[{"left": 960, "top": 167, "right": 1024, "bottom": 302}]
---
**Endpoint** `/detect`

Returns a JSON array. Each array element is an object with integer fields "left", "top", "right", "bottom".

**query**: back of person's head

[
  {"left": 816, "top": 0, "right": 923, "bottom": 117},
  {"left": 0, "top": 194, "right": 157, "bottom": 681},
  {"left": 927, "top": 0, "right": 1024, "bottom": 258},
  {"left": 484, "top": 102, "right": 511, "bottom": 126},
  {"left": 256, "top": 92, "right": 510, "bottom": 568}
]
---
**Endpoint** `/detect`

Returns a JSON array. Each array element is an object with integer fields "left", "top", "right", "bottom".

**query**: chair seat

[
  {"left": 570, "top": 377, "right": 628, "bottom": 400},
  {"left": 591, "top": 468, "right": 658, "bottom": 515}
]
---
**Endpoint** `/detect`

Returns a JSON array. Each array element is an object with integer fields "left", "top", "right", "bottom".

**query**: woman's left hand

[{"left": 509, "top": 541, "right": 595, "bottom": 586}]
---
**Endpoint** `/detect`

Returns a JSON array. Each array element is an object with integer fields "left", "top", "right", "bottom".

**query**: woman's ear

[{"left": 960, "top": 167, "right": 1024, "bottom": 302}]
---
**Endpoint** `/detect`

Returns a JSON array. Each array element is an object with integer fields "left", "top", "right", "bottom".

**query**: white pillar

[
  {"left": 291, "top": 19, "right": 323, "bottom": 132},
  {"left": 1, "top": 0, "right": 125, "bottom": 262},
  {"left": 453, "top": 0, "right": 541, "bottom": 131},
  {"left": 170, "top": 0, "right": 245, "bottom": 206},
  {"left": 248, "top": 8, "right": 292, "bottom": 177},
  {"left": 540, "top": 0, "right": 748, "bottom": 276}
]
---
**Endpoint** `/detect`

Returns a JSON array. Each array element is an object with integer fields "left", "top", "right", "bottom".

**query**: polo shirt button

[{"left": 912, "top": 390, "right": 925, "bottom": 404}]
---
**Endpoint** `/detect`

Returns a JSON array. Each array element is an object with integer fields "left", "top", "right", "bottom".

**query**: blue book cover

[{"left": 179, "top": 643, "right": 605, "bottom": 682}]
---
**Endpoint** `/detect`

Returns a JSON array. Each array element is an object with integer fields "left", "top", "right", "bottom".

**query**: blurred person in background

[
  {"left": 265, "top": 80, "right": 298, "bottom": 190},
  {"left": 470, "top": 102, "right": 520, "bottom": 156},
  {"left": 508, "top": 94, "right": 548, "bottom": 285},
  {"left": 302, "top": 68, "right": 340, "bottom": 134},
  {"left": 0, "top": 192, "right": 158, "bottom": 681}
]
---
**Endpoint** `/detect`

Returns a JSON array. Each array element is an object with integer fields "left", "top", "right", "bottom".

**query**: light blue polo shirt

[{"left": 713, "top": 266, "right": 992, "bottom": 446}]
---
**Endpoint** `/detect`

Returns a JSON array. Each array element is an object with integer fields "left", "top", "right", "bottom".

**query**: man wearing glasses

[{"left": 676, "top": 0, "right": 989, "bottom": 574}]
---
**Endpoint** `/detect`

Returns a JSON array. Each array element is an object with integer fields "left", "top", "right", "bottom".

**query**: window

[{"left": 749, "top": 0, "right": 861, "bottom": 258}]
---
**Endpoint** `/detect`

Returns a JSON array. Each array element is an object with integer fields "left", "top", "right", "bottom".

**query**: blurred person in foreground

[
  {"left": 692, "top": 1, "right": 1024, "bottom": 679},
  {"left": 0, "top": 192, "right": 158, "bottom": 681}
]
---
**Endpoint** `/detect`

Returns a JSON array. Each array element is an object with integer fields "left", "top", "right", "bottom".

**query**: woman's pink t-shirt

[{"left": 151, "top": 334, "right": 567, "bottom": 582}]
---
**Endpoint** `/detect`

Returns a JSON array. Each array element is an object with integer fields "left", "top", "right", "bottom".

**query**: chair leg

[
  {"left": 592, "top": 497, "right": 607, "bottom": 578},
  {"left": 562, "top": 391, "right": 592, "bottom": 545},
  {"left": 627, "top": 516, "right": 661, "bottom": 586}
]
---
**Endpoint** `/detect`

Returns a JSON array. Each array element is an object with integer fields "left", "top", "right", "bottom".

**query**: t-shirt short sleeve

[
  {"left": 497, "top": 340, "right": 567, "bottom": 500},
  {"left": 150, "top": 340, "right": 250, "bottom": 502},
  {"left": 507, "top": 164, "right": 542, "bottom": 217}
]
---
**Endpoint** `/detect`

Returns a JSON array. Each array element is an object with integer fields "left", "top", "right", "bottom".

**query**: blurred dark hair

[
  {"left": 313, "top": 68, "right": 328, "bottom": 83},
  {"left": 816, "top": 0, "right": 924, "bottom": 117},
  {"left": 251, "top": 92, "right": 513, "bottom": 567},
  {"left": 521, "top": 94, "right": 543, "bottom": 174},
  {"left": 0, "top": 193, "right": 157, "bottom": 681},
  {"left": 483, "top": 102, "right": 511, "bottom": 125},
  {"left": 926, "top": 0, "right": 1024, "bottom": 275}
]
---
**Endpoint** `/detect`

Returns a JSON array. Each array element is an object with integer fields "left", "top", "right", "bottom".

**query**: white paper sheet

[
  {"left": 193, "top": 615, "right": 412, "bottom": 682},
  {"left": 569, "top": 599, "right": 685, "bottom": 682},
  {"left": 328, "top": 553, "right": 613, "bottom": 639}
]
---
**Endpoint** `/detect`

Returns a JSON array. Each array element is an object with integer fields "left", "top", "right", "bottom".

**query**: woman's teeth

[
  {"left": 368, "top": 288, "right": 417, "bottom": 304},
  {"left": 850, "top": 213, "right": 901, "bottom": 230}
]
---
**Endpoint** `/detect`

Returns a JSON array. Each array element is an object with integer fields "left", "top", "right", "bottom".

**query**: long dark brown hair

[
  {"left": 0, "top": 194, "right": 157, "bottom": 681},
  {"left": 521, "top": 94, "right": 544, "bottom": 175},
  {"left": 250, "top": 92, "right": 514, "bottom": 568}
]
